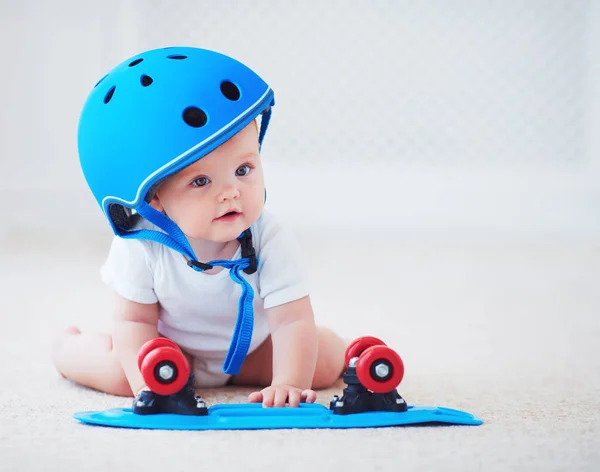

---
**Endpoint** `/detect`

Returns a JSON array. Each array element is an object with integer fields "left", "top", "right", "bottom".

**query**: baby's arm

[
  {"left": 269, "top": 295, "right": 318, "bottom": 387},
  {"left": 111, "top": 293, "right": 159, "bottom": 395},
  {"left": 249, "top": 295, "right": 319, "bottom": 407}
]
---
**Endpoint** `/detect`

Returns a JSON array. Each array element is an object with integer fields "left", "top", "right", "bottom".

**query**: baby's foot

[{"left": 51, "top": 326, "right": 81, "bottom": 378}]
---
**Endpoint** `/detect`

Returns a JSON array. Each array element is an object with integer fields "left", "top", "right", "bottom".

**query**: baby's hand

[{"left": 248, "top": 385, "right": 317, "bottom": 408}]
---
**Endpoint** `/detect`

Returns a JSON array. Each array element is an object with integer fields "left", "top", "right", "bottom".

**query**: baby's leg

[
  {"left": 52, "top": 327, "right": 132, "bottom": 397},
  {"left": 230, "top": 326, "right": 347, "bottom": 389}
]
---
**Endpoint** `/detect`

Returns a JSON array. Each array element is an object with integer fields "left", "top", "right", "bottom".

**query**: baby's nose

[{"left": 217, "top": 184, "right": 240, "bottom": 202}]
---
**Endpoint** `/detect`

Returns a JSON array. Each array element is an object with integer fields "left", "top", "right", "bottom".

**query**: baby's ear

[{"left": 147, "top": 192, "right": 164, "bottom": 212}]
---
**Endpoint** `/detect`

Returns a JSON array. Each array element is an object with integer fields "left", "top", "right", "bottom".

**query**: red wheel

[
  {"left": 355, "top": 345, "right": 404, "bottom": 393},
  {"left": 140, "top": 346, "right": 190, "bottom": 395},
  {"left": 345, "top": 336, "right": 387, "bottom": 367},
  {"left": 137, "top": 337, "right": 180, "bottom": 371}
]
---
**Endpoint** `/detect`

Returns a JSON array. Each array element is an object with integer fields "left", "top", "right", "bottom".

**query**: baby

[{"left": 52, "top": 47, "right": 346, "bottom": 409}]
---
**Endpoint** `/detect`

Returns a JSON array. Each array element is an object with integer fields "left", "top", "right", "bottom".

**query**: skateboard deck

[{"left": 74, "top": 403, "right": 483, "bottom": 430}]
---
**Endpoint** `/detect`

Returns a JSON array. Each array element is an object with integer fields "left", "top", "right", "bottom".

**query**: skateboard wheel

[
  {"left": 137, "top": 337, "right": 180, "bottom": 371},
  {"left": 140, "top": 346, "right": 190, "bottom": 395},
  {"left": 355, "top": 345, "right": 404, "bottom": 393},
  {"left": 345, "top": 336, "right": 386, "bottom": 367}
]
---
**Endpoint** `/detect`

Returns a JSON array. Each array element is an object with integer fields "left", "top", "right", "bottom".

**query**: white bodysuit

[{"left": 100, "top": 210, "right": 310, "bottom": 387}]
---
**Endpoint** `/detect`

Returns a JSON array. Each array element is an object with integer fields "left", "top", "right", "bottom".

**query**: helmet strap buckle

[
  {"left": 187, "top": 260, "right": 214, "bottom": 271},
  {"left": 239, "top": 229, "right": 258, "bottom": 275}
]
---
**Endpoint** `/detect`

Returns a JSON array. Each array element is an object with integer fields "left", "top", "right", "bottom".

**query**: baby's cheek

[
  {"left": 251, "top": 191, "right": 266, "bottom": 214},
  {"left": 178, "top": 209, "right": 211, "bottom": 238}
]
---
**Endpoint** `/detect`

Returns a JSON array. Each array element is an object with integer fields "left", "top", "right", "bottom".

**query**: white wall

[{"left": 0, "top": 0, "right": 597, "bottom": 244}]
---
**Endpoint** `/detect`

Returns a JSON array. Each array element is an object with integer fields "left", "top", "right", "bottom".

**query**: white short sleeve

[
  {"left": 256, "top": 214, "right": 310, "bottom": 309},
  {"left": 100, "top": 236, "right": 158, "bottom": 304}
]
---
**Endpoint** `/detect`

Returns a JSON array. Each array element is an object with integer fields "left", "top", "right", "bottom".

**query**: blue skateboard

[
  {"left": 74, "top": 403, "right": 482, "bottom": 430},
  {"left": 73, "top": 336, "right": 483, "bottom": 430}
]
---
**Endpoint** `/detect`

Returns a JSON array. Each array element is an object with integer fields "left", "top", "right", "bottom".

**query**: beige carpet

[{"left": 1, "top": 229, "right": 598, "bottom": 471}]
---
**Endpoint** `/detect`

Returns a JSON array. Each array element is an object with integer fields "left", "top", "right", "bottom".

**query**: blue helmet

[
  {"left": 77, "top": 46, "right": 274, "bottom": 240},
  {"left": 77, "top": 47, "right": 275, "bottom": 375}
]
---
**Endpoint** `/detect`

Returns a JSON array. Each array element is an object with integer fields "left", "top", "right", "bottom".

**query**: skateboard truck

[
  {"left": 134, "top": 337, "right": 208, "bottom": 416},
  {"left": 133, "top": 376, "right": 208, "bottom": 416},
  {"left": 330, "top": 336, "right": 408, "bottom": 415},
  {"left": 330, "top": 357, "right": 407, "bottom": 415}
]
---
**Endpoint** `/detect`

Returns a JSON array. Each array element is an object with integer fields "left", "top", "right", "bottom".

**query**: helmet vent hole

[
  {"left": 129, "top": 58, "right": 144, "bottom": 67},
  {"left": 104, "top": 86, "right": 116, "bottom": 104},
  {"left": 95, "top": 74, "right": 108, "bottom": 88},
  {"left": 167, "top": 55, "right": 187, "bottom": 60},
  {"left": 140, "top": 75, "right": 153, "bottom": 87},
  {"left": 183, "top": 106, "right": 207, "bottom": 128},
  {"left": 221, "top": 81, "right": 240, "bottom": 101}
]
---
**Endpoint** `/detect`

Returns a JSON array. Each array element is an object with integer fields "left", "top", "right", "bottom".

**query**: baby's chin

[
  {"left": 186, "top": 221, "right": 256, "bottom": 243},
  {"left": 185, "top": 231, "right": 237, "bottom": 243}
]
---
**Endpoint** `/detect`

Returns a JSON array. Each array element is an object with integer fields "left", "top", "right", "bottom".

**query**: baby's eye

[
  {"left": 192, "top": 176, "right": 210, "bottom": 187},
  {"left": 235, "top": 165, "right": 251, "bottom": 177}
]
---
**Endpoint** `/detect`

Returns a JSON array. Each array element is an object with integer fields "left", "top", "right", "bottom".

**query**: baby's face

[{"left": 149, "top": 122, "right": 265, "bottom": 243}]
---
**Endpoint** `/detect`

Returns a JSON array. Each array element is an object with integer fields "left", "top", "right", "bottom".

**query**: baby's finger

[
  {"left": 287, "top": 389, "right": 301, "bottom": 408},
  {"left": 262, "top": 388, "right": 276, "bottom": 408},
  {"left": 248, "top": 391, "right": 263, "bottom": 403},
  {"left": 301, "top": 389, "right": 317, "bottom": 404},
  {"left": 273, "top": 388, "right": 288, "bottom": 407}
]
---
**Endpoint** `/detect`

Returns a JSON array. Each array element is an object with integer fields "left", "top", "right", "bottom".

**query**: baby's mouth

[{"left": 214, "top": 210, "right": 241, "bottom": 221}]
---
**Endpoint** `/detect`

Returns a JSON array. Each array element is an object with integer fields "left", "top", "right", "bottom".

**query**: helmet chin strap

[{"left": 119, "top": 201, "right": 258, "bottom": 376}]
